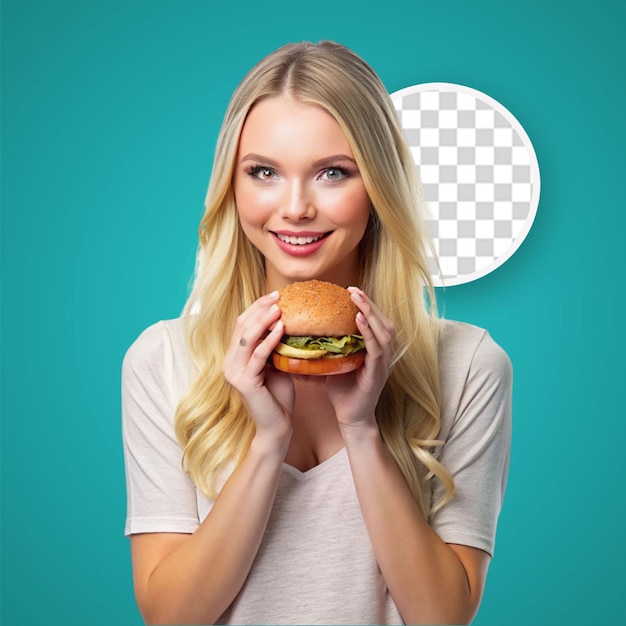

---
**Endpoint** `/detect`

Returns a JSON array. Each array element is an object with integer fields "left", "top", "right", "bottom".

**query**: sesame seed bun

[
  {"left": 277, "top": 280, "right": 359, "bottom": 337},
  {"left": 273, "top": 280, "right": 365, "bottom": 376}
]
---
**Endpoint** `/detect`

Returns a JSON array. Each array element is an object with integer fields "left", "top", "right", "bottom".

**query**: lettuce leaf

[{"left": 284, "top": 334, "right": 365, "bottom": 355}]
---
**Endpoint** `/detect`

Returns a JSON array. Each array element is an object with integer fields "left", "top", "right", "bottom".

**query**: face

[{"left": 233, "top": 95, "right": 371, "bottom": 290}]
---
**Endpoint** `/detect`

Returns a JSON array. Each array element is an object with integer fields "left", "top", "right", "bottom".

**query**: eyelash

[
  {"left": 245, "top": 165, "right": 351, "bottom": 181},
  {"left": 321, "top": 166, "right": 350, "bottom": 181},
  {"left": 246, "top": 165, "right": 276, "bottom": 180}
]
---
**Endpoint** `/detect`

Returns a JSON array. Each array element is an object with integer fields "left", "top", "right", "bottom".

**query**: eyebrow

[
  {"left": 312, "top": 155, "right": 358, "bottom": 168},
  {"left": 238, "top": 153, "right": 358, "bottom": 168},
  {"left": 238, "top": 153, "right": 280, "bottom": 167}
]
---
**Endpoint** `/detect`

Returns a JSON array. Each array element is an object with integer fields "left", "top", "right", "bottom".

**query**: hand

[
  {"left": 222, "top": 291, "right": 295, "bottom": 444},
  {"left": 326, "top": 287, "right": 395, "bottom": 432}
]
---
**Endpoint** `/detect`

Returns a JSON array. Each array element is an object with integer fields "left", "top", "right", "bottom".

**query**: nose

[{"left": 278, "top": 179, "right": 316, "bottom": 221}]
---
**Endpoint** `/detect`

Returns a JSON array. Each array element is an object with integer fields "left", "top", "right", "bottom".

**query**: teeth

[{"left": 277, "top": 233, "right": 323, "bottom": 245}]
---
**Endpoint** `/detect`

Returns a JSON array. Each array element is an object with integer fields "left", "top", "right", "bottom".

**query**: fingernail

[
  {"left": 357, "top": 311, "right": 368, "bottom": 325},
  {"left": 270, "top": 303, "right": 280, "bottom": 314},
  {"left": 351, "top": 290, "right": 364, "bottom": 302}
]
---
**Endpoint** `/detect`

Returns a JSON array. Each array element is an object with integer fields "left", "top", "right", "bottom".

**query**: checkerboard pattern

[{"left": 390, "top": 83, "right": 540, "bottom": 286}]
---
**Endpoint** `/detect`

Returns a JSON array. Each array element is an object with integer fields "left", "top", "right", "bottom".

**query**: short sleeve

[
  {"left": 122, "top": 321, "right": 200, "bottom": 536},
  {"left": 430, "top": 328, "right": 512, "bottom": 557}
]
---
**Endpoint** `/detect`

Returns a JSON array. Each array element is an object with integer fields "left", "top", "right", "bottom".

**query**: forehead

[{"left": 237, "top": 96, "right": 353, "bottom": 156}]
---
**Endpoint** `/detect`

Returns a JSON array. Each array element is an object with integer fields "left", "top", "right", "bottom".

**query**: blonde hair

[{"left": 175, "top": 41, "right": 454, "bottom": 517}]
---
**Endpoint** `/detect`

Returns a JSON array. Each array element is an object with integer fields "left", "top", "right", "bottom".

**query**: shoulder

[
  {"left": 124, "top": 317, "right": 187, "bottom": 358},
  {"left": 437, "top": 320, "right": 512, "bottom": 434},
  {"left": 121, "top": 317, "right": 196, "bottom": 425},
  {"left": 431, "top": 322, "right": 513, "bottom": 556},
  {"left": 122, "top": 317, "right": 190, "bottom": 379},
  {"left": 438, "top": 319, "right": 512, "bottom": 382}
]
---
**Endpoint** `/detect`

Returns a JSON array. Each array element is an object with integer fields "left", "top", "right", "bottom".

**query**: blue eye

[{"left": 321, "top": 166, "right": 349, "bottom": 181}]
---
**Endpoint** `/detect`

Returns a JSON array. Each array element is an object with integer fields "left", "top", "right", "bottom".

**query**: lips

[
  {"left": 276, "top": 233, "right": 325, "bottom": 245},
  {"left": 272, "top": 231, "right": 331, "bottom": 256}
]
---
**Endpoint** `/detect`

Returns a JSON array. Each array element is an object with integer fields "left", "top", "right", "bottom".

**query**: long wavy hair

[{"left": 175, "top": 41, "right": 454, "bottom": 517}]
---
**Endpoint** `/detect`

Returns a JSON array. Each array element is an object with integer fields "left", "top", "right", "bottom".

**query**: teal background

[{"left": 2, "top": 0, "right": 624, "bottom": 624}]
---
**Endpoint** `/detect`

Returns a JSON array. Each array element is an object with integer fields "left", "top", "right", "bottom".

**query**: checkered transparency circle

[{"left": 390, "top": 83, "right": 540, "bottom": 286}]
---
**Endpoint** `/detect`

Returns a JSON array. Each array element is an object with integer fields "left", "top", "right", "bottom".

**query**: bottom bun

[{"left": 272, "top": 351, "right": 365, "bottom": 376}]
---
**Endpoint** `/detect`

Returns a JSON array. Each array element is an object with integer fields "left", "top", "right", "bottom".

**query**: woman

[{"left": 122, "top": 40, "right": 512, "bottom": 625}]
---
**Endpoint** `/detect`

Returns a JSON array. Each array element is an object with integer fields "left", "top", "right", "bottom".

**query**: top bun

[{"left": 278, "top": 280, "right": 359, "bottom": 337}]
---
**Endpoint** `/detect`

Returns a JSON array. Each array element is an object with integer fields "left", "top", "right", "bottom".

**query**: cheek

[
  {"left": 233, "top": 181, "right": 279, "bottom": 211},
  {"left": 332, "top": 188, "right": 371, "bottom": 231},
  {"left": 234, "top": 183, "right": 271, "bottom": 227}
]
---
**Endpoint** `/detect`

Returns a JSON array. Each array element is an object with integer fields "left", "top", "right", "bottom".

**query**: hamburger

[{"left": 272, "top": 280, "right": 366, "bottom": 376}]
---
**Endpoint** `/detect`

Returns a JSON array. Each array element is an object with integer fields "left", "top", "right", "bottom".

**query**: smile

[
  {"left": 275, "top": 233, "right": 327, "bottom": 245},
  {"left": 272, "top": 231, "right": 331, "bottom": 257}
]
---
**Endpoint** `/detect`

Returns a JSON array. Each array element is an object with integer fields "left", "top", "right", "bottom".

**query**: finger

[
  {"left": 234, "top": 312, "right": 282, "bottom": 379},
  {"left": 354, "top": 310, "right": 386, "bottom": 362},
  {"left": 224, "top": 318, "right": 285, "bottom": 393},
  {"left": 223, "top": 296, "right": 281, "bottom": 379},
  {"left": 229, "top": 293, "right": 281, "bottom": 354},
  {"left": 349, "top": 288, "right": 395, "bottom": 346},
  {"left": 247, "top": 319, "right": 284, "bottom": 369},
  {"left": 232, "top": 290, "right": 279, "bottom": 332}
]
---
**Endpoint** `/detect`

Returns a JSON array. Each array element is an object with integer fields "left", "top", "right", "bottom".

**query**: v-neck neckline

[{"left": 282, "top": 446, "right": 347, "bottom": 481}]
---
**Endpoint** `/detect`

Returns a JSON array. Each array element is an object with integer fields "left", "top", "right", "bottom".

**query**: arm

[
  {"left": 328, "top": 289, "right": 500, "bottom": 624},
  {"left": 127, "top": 292, "right": 295, "bottom": 624},
  {"left": 131, "top": 432, "right": 289, "bottom": 624},
  {"left": 341, "top": 423, "right": 489, "bottom": 624}
]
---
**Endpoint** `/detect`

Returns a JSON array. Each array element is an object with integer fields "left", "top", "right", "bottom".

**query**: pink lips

[{"left": 272, "top": 231, "right": 330, "bottom": 257}]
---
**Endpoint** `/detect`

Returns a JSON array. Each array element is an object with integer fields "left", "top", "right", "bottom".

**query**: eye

[
  {"left": 247, "top": 165, "right": 277, "bottom": 181},
  {"left": 319, "top": 166, "right": 350, "bottom": 181}
]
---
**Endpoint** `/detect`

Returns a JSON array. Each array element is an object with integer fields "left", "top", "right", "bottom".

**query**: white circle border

[{"left": 390, "top": 82, "right": 541, "bottom": 287}]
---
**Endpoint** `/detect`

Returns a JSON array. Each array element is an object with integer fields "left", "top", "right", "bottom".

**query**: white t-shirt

[{"left": 122, "top": 318, "right": 512, "bottom": 624}]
